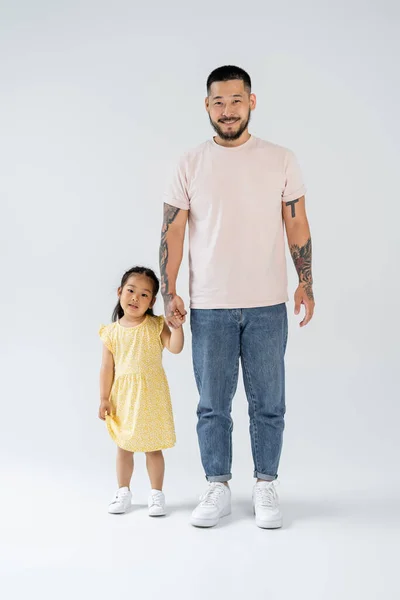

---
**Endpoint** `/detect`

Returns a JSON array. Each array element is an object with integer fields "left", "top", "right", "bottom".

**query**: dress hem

[{"left": 115, "top": 441, "right": 176, "bottom": 453}]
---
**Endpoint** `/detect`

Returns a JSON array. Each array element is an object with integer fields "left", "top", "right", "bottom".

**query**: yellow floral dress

[{"left": 99, "top": 315, "right": 176, "bottom": 452}]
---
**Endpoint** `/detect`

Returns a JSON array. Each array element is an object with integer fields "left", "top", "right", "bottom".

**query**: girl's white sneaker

[
  {"left": 108, "top": 487, "right": 132, "bottom": 514},
  {"left": 148, "top": 490, "right": 166, "bottom": 516}
]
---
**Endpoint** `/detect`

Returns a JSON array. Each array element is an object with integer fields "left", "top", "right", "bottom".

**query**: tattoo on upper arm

[
  {"left": 285, "top": 198, "right": 299, "bottom": 218},
  {"left": 159, "top": 203, "right": 180, "bottom": 297},
  {"left": 289, "top": 237, "right": 314, "bottom": 300}
]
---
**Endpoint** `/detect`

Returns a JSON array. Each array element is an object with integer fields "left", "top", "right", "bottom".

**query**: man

[{"left": 159, "top": 65, "right": 314, "bottom": 529}]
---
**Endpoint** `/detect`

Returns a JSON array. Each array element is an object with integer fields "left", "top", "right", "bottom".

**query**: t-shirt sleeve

[
  {"left": 163, "top": 154, "right": 190, "bottom": 210},
  {"left": 99, "top": 324, "right": 113, "bottom": 353},
  {"left": 282, "top": 150, "right": 307, "bottom": 203}
]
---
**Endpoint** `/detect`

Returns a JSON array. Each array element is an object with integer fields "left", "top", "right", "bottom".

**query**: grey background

[{"left": 1, "top": 1, "right": 399, "bottom": 598}]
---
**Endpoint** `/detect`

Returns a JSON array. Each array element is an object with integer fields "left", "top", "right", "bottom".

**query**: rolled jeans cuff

[
  {"left": 206, "top": 474, "right": 232, "bottom": 483},
  {"left": 254, "top": 471, "right": 277, "bottom": 481}
]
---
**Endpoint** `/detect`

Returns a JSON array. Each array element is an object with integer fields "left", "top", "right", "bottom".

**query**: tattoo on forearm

[
  {"left": 290, "top": 238, "right": 314, "bottom": 300},
  {"left": 286, "top": 198, "right": 299, "bottom": 218},
  {"left": 159, "top": 203, "right": 180, "bottom": 298},
  {"left": 300, "top": 281, "right": 314, "bottom": 301}
]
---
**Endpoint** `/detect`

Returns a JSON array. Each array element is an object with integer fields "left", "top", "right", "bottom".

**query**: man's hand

[
  {"left": 163, "top": 293, "right": 187, "bottom": 328},
  {"left": 294, "top": 283, "right": 315, "bottom": 327},
  {"left": 98, "top": 400, "right": 112, "bottom": 420}
]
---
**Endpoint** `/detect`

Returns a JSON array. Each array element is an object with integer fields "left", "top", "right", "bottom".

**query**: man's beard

[{"left": 209, "top": 109, "right": 251, "bottom": 141}]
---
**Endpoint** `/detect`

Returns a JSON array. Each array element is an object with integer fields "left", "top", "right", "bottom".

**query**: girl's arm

[
  {"left": 160, "top": 320, "right": 184, "bottom": 354},
  {"left": 99, "top": 345, "right": 115, "bottom": 419}
]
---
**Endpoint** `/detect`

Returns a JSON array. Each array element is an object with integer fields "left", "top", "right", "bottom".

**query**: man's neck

[{"left": 213, "top": 130, "right": 251, "bottom": 148}]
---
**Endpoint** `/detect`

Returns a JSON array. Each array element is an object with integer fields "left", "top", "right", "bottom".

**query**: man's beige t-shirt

[{"left": 163, "top": 135, "right": 306, "bottom": 309}]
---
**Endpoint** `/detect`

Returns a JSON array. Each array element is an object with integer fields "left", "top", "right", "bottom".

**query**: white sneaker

[
  {"left": 108, "top": 487, "right": 132, "bottom": 514},
  {"left": 191, "top": 482, "right": 231, "bottom": 528},
  {"left": 253, "top": 481, "right": 282, "bottom": 529},
  {"left": 148, "top": 489, "right": 166, "bottom": 517}
]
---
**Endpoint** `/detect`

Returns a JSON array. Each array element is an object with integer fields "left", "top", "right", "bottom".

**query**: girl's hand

[
  {"left": 164, "top": 294, "right": 187, "bottom": 328},
  {"left": 99, "top": 400, "right": 112, "bottom": 420},
  {"left": 173, "top": 309, "right": 186, "bottom": 327}
]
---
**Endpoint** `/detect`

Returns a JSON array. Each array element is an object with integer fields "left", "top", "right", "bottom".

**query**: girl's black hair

[{"left": 112, "top": 266, "right": 160, "bottom": 322}]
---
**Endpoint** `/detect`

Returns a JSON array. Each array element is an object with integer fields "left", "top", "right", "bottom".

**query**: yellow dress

[{"left": 99, "top": 315, "right": 176, "bottom": 452}]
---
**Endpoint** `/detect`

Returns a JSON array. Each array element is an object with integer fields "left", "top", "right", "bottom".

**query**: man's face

[{"left": 206, "top": 79, "right": 256, "bottom": 141}]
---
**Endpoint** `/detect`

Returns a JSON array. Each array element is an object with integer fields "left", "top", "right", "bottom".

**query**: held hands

[
  {"left": 164, "top": 293, "right": 187, "bottom": 328},
  {"left": 294, "top": 282, "right": 315, "bottom": 327},
  {"left": 98, "top": 399, "right": 113, "bottom": 421},
  {"left": 169, "top": 309, "right": 186, "bottom": 328}
]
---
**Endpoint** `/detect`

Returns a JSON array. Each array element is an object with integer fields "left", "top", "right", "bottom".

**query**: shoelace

[
  {"left": 150, "top": 492, "right": 164, "bottom": 507},
  {"left": 254, "top": 484, "right": 278, "bottom": 508},
  {"left": 112, "top": 490, "right": 129, "bottom": 504},
  {"left": 200, "top": 484, "right": 225, "bottom": 507}
]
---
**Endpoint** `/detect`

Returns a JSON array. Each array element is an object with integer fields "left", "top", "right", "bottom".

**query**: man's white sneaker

[
  {"left": 191, "top": 482, "right": 231, "bottom": 528},
  {"left": 253, "top": 481, "right": 282, "bottom": 529},
  {"left": 148, "top": 490, "right": 166, "bottom": 517},
  {"left": 108, "top": 487, "right": 132, "bottom": 514}
]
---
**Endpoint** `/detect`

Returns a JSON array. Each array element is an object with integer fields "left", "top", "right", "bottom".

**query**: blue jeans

[{"left": 191, "top": 305, "right": 288, "bottom": 482}]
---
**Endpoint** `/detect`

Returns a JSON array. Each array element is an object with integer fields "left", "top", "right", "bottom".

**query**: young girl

[{"left": 98, "top": 266, "right": 184, "bottom": 516}]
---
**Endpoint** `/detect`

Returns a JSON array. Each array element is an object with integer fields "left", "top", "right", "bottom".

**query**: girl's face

[{"left": 118, "top": 274, "right": 156, "bottom": 318}]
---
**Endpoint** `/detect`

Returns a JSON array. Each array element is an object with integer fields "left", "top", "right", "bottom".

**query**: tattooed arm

[
  {"left": 282, "top": 195, "right": 315, "bottom": 327},
  {"left": 159, "top": 203, "right": 188, "bottom": 328}
]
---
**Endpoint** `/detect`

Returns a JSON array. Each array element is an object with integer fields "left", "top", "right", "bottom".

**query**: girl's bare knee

[
  {"left": 145, "top": 450, "right": 163, "bottom": 457},
  {"left": 117, "top": 447, "right": 134, "bottom": 458}
]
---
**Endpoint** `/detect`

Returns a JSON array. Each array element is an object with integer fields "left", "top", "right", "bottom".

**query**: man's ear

[{"left": 205, "top": 96, "right": 210, "bottom": 113}]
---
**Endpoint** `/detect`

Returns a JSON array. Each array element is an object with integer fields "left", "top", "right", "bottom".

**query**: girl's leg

[
  {"left": 116, "top": 447, "right": 134, "bottom": 488},
  {"left": 145, "top": 450, "right": 164, "bottom": 490}
]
